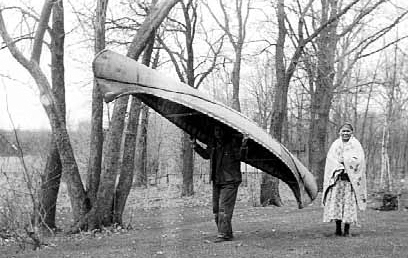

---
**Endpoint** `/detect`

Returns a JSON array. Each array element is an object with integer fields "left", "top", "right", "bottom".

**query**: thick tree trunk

[
  {"left": 260, "top": 175, "right": 282, "bottom": 206},
  {"left": 127, "top": 0, "right": 181, "bottom": 59},
  {"left": 180, "top": 0, "right": 195, "bottom": 197},
  {"left": 0, "top": 0, "right": 89, "bottom": 225},
  {"left": 260, "top": 0, "right": 287, "bottom": 207},
  {"left": 134, "top": 105, "right": 149, "bottom": 187},
  {"left": 86, "top": 0, "right": 108, "bottom": 207},
  {"left": 308, "top": 0, "right": 338, "bottom": 191},
  {"left": 308, "top": 97, "right": 332, "bottom": 191},
  {"left": 113, "top": 96, "right": 141, "bottom": 224},
  {"left": 37, "top": 1, "right": 89, "bottom": 226},
  {"left": 38, "top": 1, "right": 65, "bottom": 229},
  {"left": 91, "top": 96, "right": 128, "bottom": 226},
  {"left": 87, "top": 0, "right": 180, "bottom": 229},
  {"left": 39, "top": 140, "right": 61, "bottom": 229},
  {"left": 52, "top": 125, "right": 89, "bottom": 222},
  {"left": 113, "top": 19, "right": 156, "bottom": 224}
]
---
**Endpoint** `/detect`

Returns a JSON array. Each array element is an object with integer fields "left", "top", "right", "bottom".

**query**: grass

[
  {"left": 1, "top": 156, "right": 407, "bottom": 257},
  {"left": 1, "top": 188, "right": 407, "bottom": 258}
]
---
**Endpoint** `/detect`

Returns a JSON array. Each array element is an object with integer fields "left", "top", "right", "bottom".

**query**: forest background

[{"left": 0, "top": 0, "right": 408, "bottom": 248}]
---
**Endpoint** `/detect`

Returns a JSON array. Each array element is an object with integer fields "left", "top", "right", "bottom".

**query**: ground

[{"left": 1, "top": 194, "right": 407, "bottom": 258}]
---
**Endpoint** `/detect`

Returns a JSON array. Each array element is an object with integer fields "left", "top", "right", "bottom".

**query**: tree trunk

[
  {"left": 181, "top": 132, "right": 194, "bottom": 196},
  {"left": 0, "top": 0, "right": 89, "bottom": 224},
  {"left": 113, "top": 29, "right": 155, "bottom": 223},
  {"left": 260, "top": 175, "right": 282, "bottom": 206},
  {"left": 86, "top": 0, "right": 108, "bottom": 207},
  {"left": 162, "top": 0, "right": 221, "bottom": 198},
  {"left": 87, "top": 0, "right": 180, "bottom": 229},
  {"left": 260, "top": 0, "right": 286, "bottom": 207},
  {"left": 39, "top": 140, "right": 61, "bottom": 229},
  {"left": 231, "top": 49, "right": 242, "bottom": 112},
  {"left": 134, "top": 105, "right": 149, "bottom": 187},
  {"left": 360, "top": 80, "right": 374, "bottom": 142},
  {"left": 126, "top": 0, "right": 181, "bottom": 60},
  {"left": 113, "top": 96, "right": 141, "bottom": 224},
  {"left": 38, "top": 1, "right": 65, "bottom": 229},
  {"left": 308, "top": 0, "right": 338, "bottom": 191},
  {"left": 92, "top": 95, "right": 128, "bottom": 226},
  {"left": 180, "top": 0, "right": 196, "bottom": 197}
]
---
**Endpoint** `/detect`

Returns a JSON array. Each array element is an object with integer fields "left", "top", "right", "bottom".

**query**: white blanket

[{"left": 322, "top": 136, "right": 367, "bottom": 210}]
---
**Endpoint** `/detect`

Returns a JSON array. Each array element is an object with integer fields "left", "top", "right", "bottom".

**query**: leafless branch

[
  {"left": 156, "top": 35, "right": 185, "bottom": 83},
  {"left": 359, "top": 34, "right": 408, "bottom": 59},
  {"left": 285, "top": 0, "right": 362, "bottom": 80},
  {"left": 337, "top": 0, "right": 387, "bottom": 38},
  {"left": 31, "top": 0, "right": 56, "bottom": 63},
  {"left": 194, "top": 34, "right": 225, "bottom": 88},
  {"left": 0, "top": 34, "right": 34, "bottom": 50}
]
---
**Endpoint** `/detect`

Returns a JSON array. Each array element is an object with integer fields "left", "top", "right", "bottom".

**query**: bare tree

[
  {"left": 308, "top": 0, "right": 408, "bottom": 190},
  {"left": 0, "top": 0, "right": 89, "bottom": 224},
  {"left": 134, "top": 104, "right": 150, "bottom": 187},
  {"left": 204, "top": 0, "right": 251, "bottom": 112},
  {"left": 86, "top": 0, "right": 108, "bottom": 208},
  {"left": 247, "top": 54, "right": 275, "bottom": 130},
  {"left": 256, "top": 0, "right": 365, "bottom": 202},
  {"left": 158, "top": 0, "right": 224, "bottom": 196},
  {"left": 113, "top": 7, "right": 157, "bottom": 223},
  {"left": 82, "top": 0, "right": 181, "bottom": 230},
  {"left": 38, "top": 0, "right": 65, "bottom": 230},
  {"left": 308, "top": 0, "right": 340, "bottom": 190},
  {"left": 1, "top": 0, "right": 180, "bottom": 232}
]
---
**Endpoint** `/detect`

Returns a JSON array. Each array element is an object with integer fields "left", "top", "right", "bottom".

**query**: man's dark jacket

[{"left": 194, "top": 138, "right": 246, "bottom": 184}]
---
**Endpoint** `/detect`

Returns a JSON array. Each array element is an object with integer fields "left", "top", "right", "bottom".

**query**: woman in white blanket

[{"left": 322, "top": 123, "right": 367, "bottom": 237}]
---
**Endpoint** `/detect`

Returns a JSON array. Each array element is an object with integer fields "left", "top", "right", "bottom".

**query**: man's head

[{"left": 214, "top": 125, "right": 224, "bottom": 141}]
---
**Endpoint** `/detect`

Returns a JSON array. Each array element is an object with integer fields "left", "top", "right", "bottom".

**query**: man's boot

[
  {"left": 214, "top": 212, "right": 233, "bottom": 242},
  {"left": 224, "top": 213, "right": 233, "bottom": 239}
]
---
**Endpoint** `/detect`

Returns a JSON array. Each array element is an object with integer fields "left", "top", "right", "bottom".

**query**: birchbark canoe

[{"left": 93, "top": 49, "right": 318, "bottom": 208}]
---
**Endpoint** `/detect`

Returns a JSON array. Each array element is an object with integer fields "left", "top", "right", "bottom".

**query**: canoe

[{"left": 93, "top": 49, "right": 318, "bottom": 208}]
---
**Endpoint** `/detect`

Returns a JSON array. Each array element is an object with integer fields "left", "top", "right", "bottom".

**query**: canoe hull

[{"left": 93, "top": 49, "right": 318, "bottom": 208}]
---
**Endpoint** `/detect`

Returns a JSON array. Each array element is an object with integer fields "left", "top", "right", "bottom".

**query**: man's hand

[
  {"left": 190, "top": 136, "right": 196, "bottom": 145},
  {"left": 242, "top": 134, "right": 249, "bottom": 147}
]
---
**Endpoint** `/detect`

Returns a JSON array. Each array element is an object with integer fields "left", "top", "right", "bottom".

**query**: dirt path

[{"left": 2, "top": 202, "right": 407, "bottom": 258}]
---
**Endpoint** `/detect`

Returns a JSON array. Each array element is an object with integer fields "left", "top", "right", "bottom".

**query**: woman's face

[{"left": 339, "top": 126, "right": 353, "bottom": 142}]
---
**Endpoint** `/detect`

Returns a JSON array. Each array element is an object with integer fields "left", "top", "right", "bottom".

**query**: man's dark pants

[{"left": 212, "top": 182, "right": 240, "bottom": 238}]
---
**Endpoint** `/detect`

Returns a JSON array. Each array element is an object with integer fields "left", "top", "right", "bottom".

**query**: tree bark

[
  {"left": 113, "top": 27, "right": 155, "bottom": 224},
  {"left": 113, "top": 96, "right": 141, "bottom": 224},
  {"left": 92, "top": 95, "right": 128, "bottom": 226},
  {"left": 261, "top": 0, "right": 287, "bottom": 207},
  {"left": 39, "top": 140, "right": 61, "bottom": 229},
  {"left": 180, "top": 0, "right": 196, "bottom": 197},
  {"left": 127, "top": 0, "right": 180, "bottom": 60},
  {"left": 181, "top": 132, "right": 194, "bottom": 196},
  {"left": 134, "top": 104, "right": 149, "bottom": 188},
  {"left": 86, "top": 0, "right": 108, "bottom": 207},
  {"left": 38, "top": 0, "right": 65, "bottom": 230},
  {"left": 87, "top": 0, "right": 180, "bottom": 229},
  {"left": 260, "top": 175, "right": 282, "bottom": 206},
  {"left": 231, "top": 48, "right": 242, "bottom": 112},
  {"left": 0, "top": 0, "right": 89, "bottom": 224},
  {"left": 308, "top": 0, "right": 339, "bottom": 191}
]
